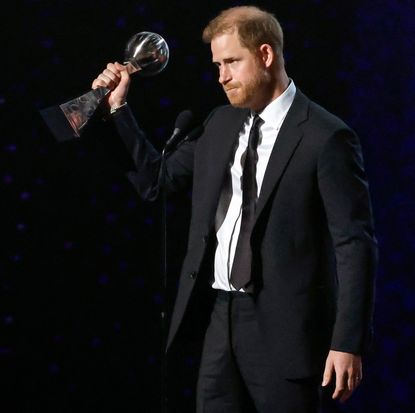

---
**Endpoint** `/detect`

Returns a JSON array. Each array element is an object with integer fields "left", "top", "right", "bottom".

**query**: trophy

[{"left": 40, "top": 31, "right": 169, "bottom": 142}]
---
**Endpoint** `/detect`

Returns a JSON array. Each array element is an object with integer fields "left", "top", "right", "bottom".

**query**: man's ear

[{"left": 258, "top": 44, "right": 275, "bottom": 68}]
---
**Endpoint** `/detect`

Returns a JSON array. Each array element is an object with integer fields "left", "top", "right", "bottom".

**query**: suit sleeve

[
  {"left": 317, "top": 128, "right": 377, "bottom": 354},
  {"left": 111, "top": 104, "right": 196, "bottom": 200}
]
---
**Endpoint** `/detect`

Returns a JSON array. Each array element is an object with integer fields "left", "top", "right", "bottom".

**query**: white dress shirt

[{"left": 212, "top": 80, "right": 297, "bottom": 291}]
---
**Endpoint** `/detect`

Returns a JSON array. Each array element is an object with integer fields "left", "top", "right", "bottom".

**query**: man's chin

[
  {"left": 227, "top": 97, "right": 248, "bottom": 108},
  {"left": 229, "top": 102, "right": 251, "bottom": 110},
  {"left": 225, "top": 90, "right": 244, "bottom": 107}
]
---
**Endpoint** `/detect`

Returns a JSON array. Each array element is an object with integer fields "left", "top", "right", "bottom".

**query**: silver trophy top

[{"left": 124, "top": 31, "right": 170, "bottom": 76}]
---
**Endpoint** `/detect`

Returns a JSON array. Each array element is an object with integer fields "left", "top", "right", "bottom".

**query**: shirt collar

[{"left": 254, "top": 79, "right": 296, "bottom": 130}]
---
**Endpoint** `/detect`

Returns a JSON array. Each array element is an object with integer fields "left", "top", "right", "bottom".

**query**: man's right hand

[{"left": 92, "top": 62, "right": 131, "bottom": 110}]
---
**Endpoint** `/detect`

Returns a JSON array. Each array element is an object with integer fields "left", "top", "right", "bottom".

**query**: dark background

[{"left": 1, "top": 0, "right": 414, "bottom": 412}]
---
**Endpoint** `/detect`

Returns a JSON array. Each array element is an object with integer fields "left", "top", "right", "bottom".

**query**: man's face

[{"left": 211, "top": 31, "right": 269, "bottom": 111}]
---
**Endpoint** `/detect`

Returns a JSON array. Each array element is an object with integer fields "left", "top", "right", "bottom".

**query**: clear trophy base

[{"left": 40, "top": 87, "right": 110, "bottom": 142}]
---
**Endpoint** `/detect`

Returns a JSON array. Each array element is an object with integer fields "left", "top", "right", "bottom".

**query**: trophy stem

[{"left": 124, "top": 61, "right": 142, "bottom": 75}]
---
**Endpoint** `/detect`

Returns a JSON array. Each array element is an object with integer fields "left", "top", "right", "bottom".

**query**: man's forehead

[
  {"left": 210, "top": 31, "right": 254, "bottom": 61},
  {"left": 210, "top": 31, "right": 245, "bottom": 52}
]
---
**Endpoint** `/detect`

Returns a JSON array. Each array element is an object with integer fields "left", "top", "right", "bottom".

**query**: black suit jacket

[{"left": 112, "top": 89, "right": 377, "bottom": 378}]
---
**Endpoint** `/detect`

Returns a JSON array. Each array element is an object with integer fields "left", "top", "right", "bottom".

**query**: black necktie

[{"left": 230, "top": 114, "right": 263, "bottom": 291}]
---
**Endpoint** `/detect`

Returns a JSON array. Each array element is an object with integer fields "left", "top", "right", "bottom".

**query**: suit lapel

[{"left": 254, "top": 90, "right": 309, "bottom": 222}]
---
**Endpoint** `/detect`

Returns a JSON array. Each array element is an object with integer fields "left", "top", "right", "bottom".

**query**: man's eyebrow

[{"left": 212, "top": 57, "right": 237, "bottom": 65}]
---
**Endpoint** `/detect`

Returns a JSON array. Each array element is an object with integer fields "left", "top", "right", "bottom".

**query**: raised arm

[{"left": 91, "top": 62, "right": 195, "bottom": 200}]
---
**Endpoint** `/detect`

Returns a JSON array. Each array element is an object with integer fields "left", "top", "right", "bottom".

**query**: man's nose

[{"left": 219, "top": 66, "right": 231, "bottom": 85}]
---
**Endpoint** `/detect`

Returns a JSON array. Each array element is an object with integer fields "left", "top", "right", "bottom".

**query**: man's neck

[
  {"left": 253, "top": 71, "right": 290, "bottom": 113},
  {"left": 270, "top": 70, "right": 290, "bottom": 102}
]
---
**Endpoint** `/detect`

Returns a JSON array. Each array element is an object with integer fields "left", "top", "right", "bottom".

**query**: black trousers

[{"left": 196, "top": 290, "right": 321, "bottom": 413}]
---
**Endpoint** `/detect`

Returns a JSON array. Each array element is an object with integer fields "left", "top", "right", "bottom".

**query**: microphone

[{"left": 164, "top": 109, "right": 194, "bottom": 151}]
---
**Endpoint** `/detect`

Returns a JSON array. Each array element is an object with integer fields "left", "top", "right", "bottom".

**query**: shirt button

[{"left": 189, "top": 271, "right": 197, "bottom": 280}]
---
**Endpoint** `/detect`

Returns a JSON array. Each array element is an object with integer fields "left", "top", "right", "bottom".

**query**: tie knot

[{"left": 252, "top": 113, "right": 262, "bottom": 125}]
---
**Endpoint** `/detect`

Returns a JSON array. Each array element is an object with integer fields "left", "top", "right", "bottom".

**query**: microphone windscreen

[{"left": 175, "top": 109, "right": 194, "bottom": 133}]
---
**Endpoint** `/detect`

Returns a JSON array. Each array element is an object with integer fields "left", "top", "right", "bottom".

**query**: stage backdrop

[{"left": 2, "top": 0, "right": 414, "bottom": 412}]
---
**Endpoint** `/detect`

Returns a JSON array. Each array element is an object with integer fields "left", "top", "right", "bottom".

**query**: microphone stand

[
  {"left": 156, "top": 121, "right": 200, "bottom": 413},
  {"left": 157, "top": 142, "right": 172, "bottom": 413}
]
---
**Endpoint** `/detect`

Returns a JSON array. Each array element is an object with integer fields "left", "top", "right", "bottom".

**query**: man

[{"left": 92, "top": 6, "right": 377, "bottom": 412}]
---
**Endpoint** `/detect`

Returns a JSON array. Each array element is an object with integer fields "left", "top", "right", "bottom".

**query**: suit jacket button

[
  {"left": 202, "top": 235, "right": 209, "bottom": 244},
  {"left": 189, "top": 271, "right": 197, "bottom": 280}
]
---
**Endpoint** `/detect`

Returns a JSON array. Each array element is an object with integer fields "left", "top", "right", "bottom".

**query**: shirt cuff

[{"left": 110, "top": 102, "right": 128, "bottom": 114}]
